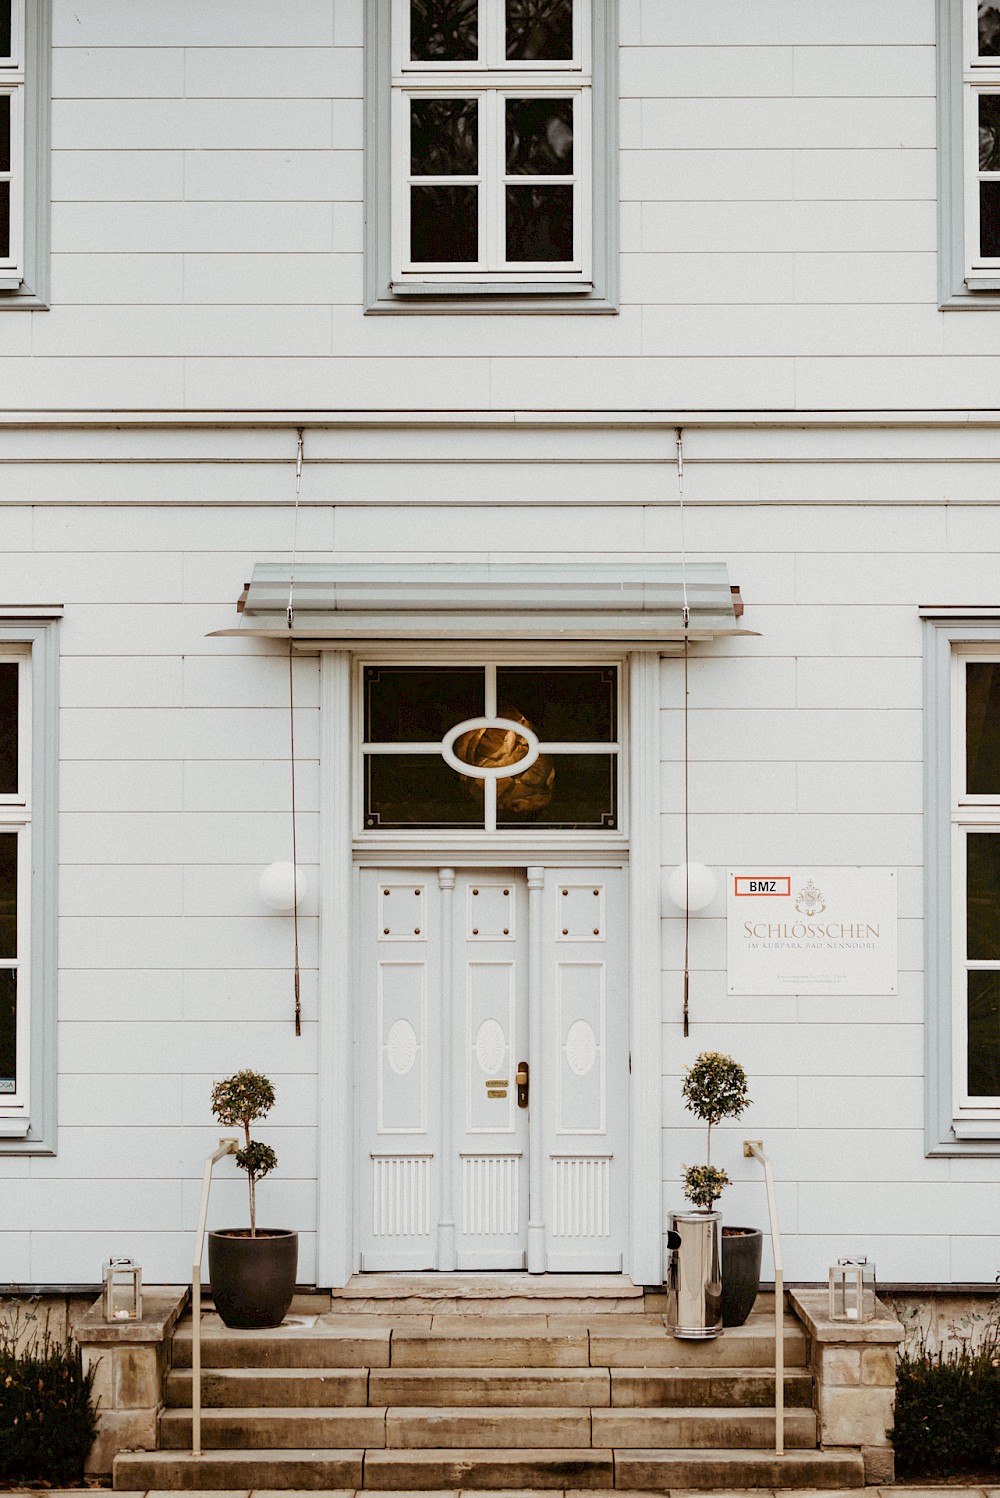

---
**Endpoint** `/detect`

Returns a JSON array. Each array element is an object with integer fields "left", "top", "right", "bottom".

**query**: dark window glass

[
  {"left": 411, "top": 185, "right": 479, "bottom": 262},
  {"left": 980, "top": 180, "right": 1000, "bottom": 257},
  {"left": 0, "top": 968, "right": 14, "bottom": 1093},
  {"left": 968, "top": 970, "right": 1000, "bottom": 1096},
  {"left": 980, "top": 95, "right": 1000, "bottom": 170},
  {"left": 366, "top": 666, "right": 484, "bottom": 742},
  {"left": 0, "top": 832, "right": 15, "bottom": 960},
  {"left": 496, "top": 752, "right": 616, "bottom": 828},
  {"left": 506, "top": 183, "right": 573, "bottom": 260},
  {"left": 0, "top": 661, "right": 16, "bottom": 795},
  {"left": 506, "top": 0, "right": 572, "bottom": 59},
  {"left": 0, "top": 3, "right": 9, "bottom": 59},
  {"left": 982, "top": 5, "right": 1000, "bottom": 56},
  {"left": 506, "top": 98, "right": 573, "bottom": 174},
  {"left": 411, "top": 0, "right": 478, "bottom": 61},
  {"left": 967, "top": 833, "right": 1000, "bottom": 960},
  {"left": 967, "top": 662, "right": 1000, "bottom": 794},
  {"left": 366, "top": 753, "right": 482, "bottom": 828},
  {"left": 0, "top": 94, "right": 9, "bottom": 174},
  {"left": 496, "top": 665, "right": 616, "bottom": 742},
  {"left": 411, "top": 98, "right": 479, "bottom": 176}
]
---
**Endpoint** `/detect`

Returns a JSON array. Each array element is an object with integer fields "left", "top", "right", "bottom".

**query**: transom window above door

[{"left": 362, "top": 662, "right": 619, "bottom": 831}]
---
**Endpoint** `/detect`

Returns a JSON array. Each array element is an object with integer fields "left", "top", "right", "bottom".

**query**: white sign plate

[{"left": 727, "top": 866, "right": 897, "bottom": 996}]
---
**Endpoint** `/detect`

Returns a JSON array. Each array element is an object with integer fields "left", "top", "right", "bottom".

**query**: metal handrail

[
  {"left": 743, "top": 1139, "right": 784, "bottom": 1457},
  {"left": 191, "top": 1137, "right": 238, "bottom": 1457}
]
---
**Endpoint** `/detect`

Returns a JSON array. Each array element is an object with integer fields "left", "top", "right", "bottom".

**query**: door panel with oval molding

[{"left": 357, "top": 867, "right": 627, "bottom": 1271}]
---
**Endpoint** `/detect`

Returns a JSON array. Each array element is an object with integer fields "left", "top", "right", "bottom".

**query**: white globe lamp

[
  {"left": 259, "top": 861, "right": 307, "bottom": 912},
  {"left": 666, "top": 862, "right": 717, "bottom": 913}
]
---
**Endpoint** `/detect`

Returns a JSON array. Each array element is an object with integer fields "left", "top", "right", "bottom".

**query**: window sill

[
  {"left": 367, "top": 283, "right": 617, "bottom": 314},
  {"left": 941, "top": 286, "right": 1000, "bottom": 309},
  {"left": 952, "top": 1116, "right": 1000, "bottom": 1139},
  {"left": 0, "top": 1116, "right": 31, "bottom": 1138}
]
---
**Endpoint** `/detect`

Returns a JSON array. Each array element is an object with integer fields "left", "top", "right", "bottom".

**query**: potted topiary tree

[
  {"left": 668, "top": 1051, "right": 759, "bottom": 1339},
  {"left": 207, "top": 1070, "right": 298, "bottom": 1330}
]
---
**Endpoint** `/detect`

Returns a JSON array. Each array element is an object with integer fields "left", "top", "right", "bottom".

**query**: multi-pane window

[
  {"left": 391, "top": 0, "right": 591, "bottom": 287},
  {"left": 0, "top": 0, "right": 24, "bottom": 287},
  {"left": 0, "top": 652, "right": 28, "bottom": 1108},
  {"left": 952, "top": 652, "right": 1000, "bottom": 1121},
  {"left": 361, "top": 662, "right": 619, "bottom": 832}
]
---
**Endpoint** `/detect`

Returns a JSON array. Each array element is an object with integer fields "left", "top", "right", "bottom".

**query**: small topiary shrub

[
  {"left": 211, "top": 1068, "right": 279, "bottom": 1236},
  {"left": 680, "top": 1051, "right": 751, "bottom": 1211},
  {"left": 0, "top": 1298, "right": 99, "bottom": 1485},
  {"left": 893, "top": 1331, "right": 1000, "bottom": 1478}
]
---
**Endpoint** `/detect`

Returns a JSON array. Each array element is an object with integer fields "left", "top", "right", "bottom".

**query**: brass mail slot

[
  {"left": 486, "top": 1079, "right": 509, "bottom": 1088},
  {"left": 487, "top": 1088, "right": 508, "bottom": 1099}
]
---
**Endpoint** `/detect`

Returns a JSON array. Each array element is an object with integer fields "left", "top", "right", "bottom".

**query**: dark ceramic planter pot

[
  {"left": 208, "top": 1228, "right": 298, "bottom": 1330},
  {"left": 722, "top": 1225, "right": 763, "bottom": 1327}
]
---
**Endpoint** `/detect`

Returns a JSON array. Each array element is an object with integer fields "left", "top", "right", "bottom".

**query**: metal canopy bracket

[{"left": 210, "top": 562, "right": 754, "bottom": 643}]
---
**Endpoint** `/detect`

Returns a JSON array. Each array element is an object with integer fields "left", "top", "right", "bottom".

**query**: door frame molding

[{"left": 316, "top": 647, "right": 663, "bottom": 1288}]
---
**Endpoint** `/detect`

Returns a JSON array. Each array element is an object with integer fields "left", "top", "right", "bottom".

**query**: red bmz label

[{"left": 733, "top": 876, "right": 791, "bottom": 896}]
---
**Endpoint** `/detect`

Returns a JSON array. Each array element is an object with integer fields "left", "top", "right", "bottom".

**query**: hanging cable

[
  {"left": 287, "top": 428, "right": 305, "bottom": 1037},
  {"left": 677, "top": 428, "right": 691, "bottom": 1037}
]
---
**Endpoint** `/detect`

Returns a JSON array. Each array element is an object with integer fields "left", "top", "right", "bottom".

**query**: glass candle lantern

[
  {"left": 828, "top": 1257, "right": 876, "bottom": 1322},
  {"left": 103, "top": 1257, "right": 142, "bottom": 1322}
]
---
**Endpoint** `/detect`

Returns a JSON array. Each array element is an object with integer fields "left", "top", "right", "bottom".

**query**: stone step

[
  {"left": 363, "top": 1447, "right": 615, "bottom": 1489},
  {"left": 166, "top": 1367, "right": 371, "bottom": 1408},
  {"left": 113, "top": 1448, "right": 364, "bottom": 1491},
  {"left": 612, "top": 1447, "right": 865, "bottom": 1490},
  {"left": 370, "top": 1367, "right": 612, "bottom": 1408},
  {"left": 158, "top": 1403, "right": 817, "bottom": 1453},
  {"left": 609, "top": 1365, "right": 814, "bottom": 1408},
  {"left": 589, "top": 1318, "right": 808, "bottom": 1370},
  {"left": 166, "top": 1361, "right": 810, "bottom": 1411},
  {"left": 171, "top": 1320, "right": 391, "bottom": 1370},
  {"left": 116, "top": 1443, "right": 860, "bottom": 1492},
  {"left": 170, "top": 1313, "right": 804, "bottom": 1370},
  {"left": 158, "top": 1406, "right": 388, "bottom": 1450},
  {"left": 590, "top": 1406, "right": 817, "bottom": 1449}
]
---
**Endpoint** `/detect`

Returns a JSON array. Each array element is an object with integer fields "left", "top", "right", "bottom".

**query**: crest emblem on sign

[{"left": 795, "top": 880, "right": 826, "bottom": 916}]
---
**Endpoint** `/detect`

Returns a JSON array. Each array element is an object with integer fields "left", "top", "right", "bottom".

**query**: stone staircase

[{"left": 112, "top": 1277, "right": 866, "bottom": 1491}]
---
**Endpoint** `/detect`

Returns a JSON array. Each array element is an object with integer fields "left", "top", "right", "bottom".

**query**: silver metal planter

[{"left": 666, "top": 1209, "right": 723, "bottom": 1339}]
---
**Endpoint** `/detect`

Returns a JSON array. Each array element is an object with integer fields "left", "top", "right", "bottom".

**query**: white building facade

[{"left": 1, "top": 0, "right": 999, "bottom": 1292}]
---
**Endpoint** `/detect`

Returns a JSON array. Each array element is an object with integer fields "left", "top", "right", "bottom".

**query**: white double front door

[{"left": 358, "top": 865, "right": 629, "bottom": 1272}]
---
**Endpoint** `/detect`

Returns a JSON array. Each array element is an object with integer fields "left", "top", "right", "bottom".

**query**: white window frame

[
  {"left": 365, "top": 0, "right": 618, "bottom": 313},
  {"left": 924, "top": 614, "right": 1000, "bottom": 1152},
  {"left": 0, "top": 0, "right": 49, "bottom": 308},
  {"left": 949, "top": 644, "right": 1000, "bottom": 1128},
  {"left": 0, "top": 654, "right": 30, "bottom": 1110},
  {"left": 353, "top": 650, "right": 628, "bottom": 855},
  {"left": 0, "top": 0, "right": 26, "bottom": 288},
  {"left": 0, "top": 618, "right": 58, "bottom": 1152}
]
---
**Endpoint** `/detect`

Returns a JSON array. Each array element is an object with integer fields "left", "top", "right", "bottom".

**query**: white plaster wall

[
  {"left": 0, "top": 422, "right": 998, "bottom": 1284},
  {"left": 2, "top": 0, "right": 959, "bottom": 412}
]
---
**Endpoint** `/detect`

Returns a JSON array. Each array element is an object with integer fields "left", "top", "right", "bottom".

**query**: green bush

[
  {"left": 0, "top": 1299, "right": 99, "bottom": 1485},
  {"left": 893, "top": 1333, "right": 1000, "bottom": 1478}
]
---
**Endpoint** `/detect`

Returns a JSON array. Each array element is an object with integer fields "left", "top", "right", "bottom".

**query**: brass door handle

[{"left": 516, "top": 1061, "right": 529, "bottom": 1108}]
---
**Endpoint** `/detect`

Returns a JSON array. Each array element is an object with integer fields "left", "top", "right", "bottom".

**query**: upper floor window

[
  {"left": 365, "top": 0, "right": 618, "bottom": 312},
  {"left": 0, "top": 0, "right": 49, "bottom": 309},
  {"left": 0, "top": 0, "right": 26, "bottom": 287},
  {"left": 966, "top": 3, "right": 1000, "bottom": 282},
  {"left": 396, "top": 0, "right": 588, "bottom": 285}
]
